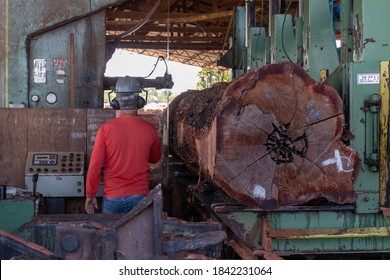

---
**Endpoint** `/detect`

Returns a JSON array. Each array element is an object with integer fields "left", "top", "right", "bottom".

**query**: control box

[{"left": 25, "top": 152, "right": 85, "bottom": 197}]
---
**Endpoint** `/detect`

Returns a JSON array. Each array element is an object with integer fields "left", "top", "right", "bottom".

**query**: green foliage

[
  {"left": 104, "top": 89, "right": 175, "bottom": 102},
  {"left": 144, "top": 89, "right": 174, "bottom": 103},
  {"left": 196, "top": 69, "right": 230, "bottom": 90}
]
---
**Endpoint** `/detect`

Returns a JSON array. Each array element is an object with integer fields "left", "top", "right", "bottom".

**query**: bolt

[{"left": 61, "top": 235, "right": 79, "bottom": 252}]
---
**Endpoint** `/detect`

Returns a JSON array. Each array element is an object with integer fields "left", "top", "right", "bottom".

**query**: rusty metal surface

[
  {"left": 227, "top": 239, "right": 256, "bottom": 260},
  {"left": 112, "top": 185, "right": 163, "bottom": 259},
  {"left": 8, "top": 184, "right": 225, "bottom": 259},
  {"left": 212, "top": 205, "right": 263, "bottom": 253},
  {"left": 12, "top": 185, "right": 163, "bottom": 259},
  {"left": 0, "top": 228, "right": 56, "bottom": 260},
  {"left": 268, "top": 227, "right": 389, "bottom": 240},
  {"left": 54, "top": 223, "right": 117, "bottom": 259},
  {"left": 253, "top": 250, "right": 284, "bottom": 260},
  {"left": 261, "top": 216, "right": 272, "bottom": 251},
  {"left": 163, "top": 231, "right": 226, "bottom": 254},
  {"left": 18, "top": 213, "right": 124, "bottom": 226},
  {"left": 382, "top": 207, "right": 390, "bottom": 217},
  {"left": 2, "top": 0, "right": 120, "bottom": 107},
  {"left": 28, "top": 12, "right": 106, "bottom": 109},
  {"left": 162, "top": 218, "right": 225, "bottom": 258},
  {"left": 381, "top": 207, "right": 390, "bottom": 235}
]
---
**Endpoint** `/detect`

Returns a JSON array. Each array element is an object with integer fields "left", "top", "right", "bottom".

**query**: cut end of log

[{"left": 169, "top": 62, "right": 361, "bottom": 209}]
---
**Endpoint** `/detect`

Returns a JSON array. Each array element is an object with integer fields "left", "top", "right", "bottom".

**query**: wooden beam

[
  {"left": 125, "top": 48, "right": 221, "bottom": 69},
  {"left": 106, "top": 9, "right": 250, "bottom": 25},
  {"left": 153, "top": 10, "right": 234, "bottom": 24},
  {"left": 106, "top": 24, "right": 229, "bottom": 33},
  {"left": 117, "top": 41, "right": 222, "bottom": 50},
  {"left": 106, "top": 34, "right": 225, "bottom": 43},
  {"left": 133, "top": 48, "right": 218, "bottom": 62},
  {"left": 156, "top": 0, "right": 181, "bottom": 13},
  {"left": 106, "top": 11, "right": 199, "bottom": 19}
]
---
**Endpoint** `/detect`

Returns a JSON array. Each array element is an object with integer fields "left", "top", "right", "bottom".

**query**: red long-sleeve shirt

[{"left": 86, "top": 116, "right": 162, "bottom": 198}]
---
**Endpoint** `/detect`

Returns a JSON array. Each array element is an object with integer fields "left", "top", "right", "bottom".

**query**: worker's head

[{"left": 112, "top": 76, "right": 146, "bottom": 110}]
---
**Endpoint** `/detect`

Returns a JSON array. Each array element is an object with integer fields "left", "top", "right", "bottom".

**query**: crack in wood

[{"left": 265, "top": 123, "right": 308, "bottom": 164}]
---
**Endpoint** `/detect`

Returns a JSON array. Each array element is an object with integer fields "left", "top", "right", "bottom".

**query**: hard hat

[
  {"left": 115, "top": 76, "right": 141, "bottom": 93},
  {"left": 113, "top": 76, "right": 146, "bottom": 109}
]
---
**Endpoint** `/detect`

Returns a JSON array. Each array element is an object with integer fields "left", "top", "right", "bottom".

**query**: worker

[{"left": 85, "top": 76, "right": 162, "bottom": 214}]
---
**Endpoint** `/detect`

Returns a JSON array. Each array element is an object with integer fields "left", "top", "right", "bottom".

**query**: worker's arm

[
  {"left": 85, "top": 126, "right": 106, "bottom": 213},
  {"left": 149, "top": 131, "right": 162, "bottom": 164}
]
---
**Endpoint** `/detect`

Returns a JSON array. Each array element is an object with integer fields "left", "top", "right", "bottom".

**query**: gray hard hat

[
  {"left": 114, "top": 76, "right": 142, "bottom": 108},
  {"left": 115, "top": 76, "right": 142, "bottom": 93}
]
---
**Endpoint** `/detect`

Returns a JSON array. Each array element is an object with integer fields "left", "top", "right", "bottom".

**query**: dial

[
  {"left": 45, "top": 92, "right": 58, "bottom": 104},
  {"left": 31, "top": 95, "right": 39, "bottom": 102}
]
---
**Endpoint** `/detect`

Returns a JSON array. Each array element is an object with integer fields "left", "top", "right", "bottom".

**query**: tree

[{"left": 196, "top": 69, "right": 230, "bottom": 90}]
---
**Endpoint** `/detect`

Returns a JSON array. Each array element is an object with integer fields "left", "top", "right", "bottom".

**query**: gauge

[{"left": 45, "top": 92, "right": 58, "bottom": 104}]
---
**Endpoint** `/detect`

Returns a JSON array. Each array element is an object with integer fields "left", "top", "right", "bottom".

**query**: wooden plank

[
  {"left": 0, "top": 109, "right": 28, "bottom": 188},
  {"left": 27, "top": 108, "right": 86, "bottom": 153},
  {"left": 86, "top": 109, "right": 115, "bottom": 164},
  {"left": 139, "top": 110, "right": 163, "bottom": 134},
  {"left": 86, "top": 109, "right": 162, "bottom": 157},
  {"left": 69, "top": 33, "right": 75, "bottom": 108},
  {"left": 0, "top": 108, "right": 162, "bottom": 189}
]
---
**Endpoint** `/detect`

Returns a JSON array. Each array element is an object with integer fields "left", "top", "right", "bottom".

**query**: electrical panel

[{"left": 25, "top": 152, "right": 85, "bottom": 197}]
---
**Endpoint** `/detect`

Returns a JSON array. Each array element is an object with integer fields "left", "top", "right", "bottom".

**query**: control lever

[{"left": 32, "top": 173, "right": 39, "bottom": 196}]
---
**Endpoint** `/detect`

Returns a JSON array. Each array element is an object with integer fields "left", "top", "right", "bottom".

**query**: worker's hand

[{"left": 85, "top": 197, "right": 98, "bottom": 214}]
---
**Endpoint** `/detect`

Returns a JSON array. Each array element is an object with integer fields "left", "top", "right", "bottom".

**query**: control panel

[
  {"left": 25, "top": 152, "right": 85, "bottom": 197},
  {"left": 25, "top": 152, "right": 84, "bottom": 176}
]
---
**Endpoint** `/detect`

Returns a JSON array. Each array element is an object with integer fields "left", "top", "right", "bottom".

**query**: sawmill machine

[{"left": 167, "top": 0, "right": 390, "bottom": 259}]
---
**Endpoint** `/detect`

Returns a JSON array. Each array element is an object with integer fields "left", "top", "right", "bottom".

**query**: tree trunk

[{"left": 168, "top": 62, "right": 360, "bottom": 209}]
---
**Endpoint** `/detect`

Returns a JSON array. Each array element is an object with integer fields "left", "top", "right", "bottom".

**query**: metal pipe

[
  {"left": 245, "top": 0, "right": 256, "bottom": 48},
  {"left": 268, "top": 0, "right": 281, "bottom": 37},
  {"left": 299, "top": 0, "right": 303, "bottom": 17},
  {"left": 119, "top": 0, "right": 161, "bottom": 39}
]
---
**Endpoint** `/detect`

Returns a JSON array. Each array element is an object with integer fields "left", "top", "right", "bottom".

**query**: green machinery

[
  {"left": 0, "top": 197, "right": 37, "bottom": 233},
  {"left": 206, "top": 0, "right": 390, "bottom": 258}
]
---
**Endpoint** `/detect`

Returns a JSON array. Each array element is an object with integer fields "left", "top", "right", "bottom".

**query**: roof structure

[{"left": 105, "top": 0, "right": 301, "bottom": 70}]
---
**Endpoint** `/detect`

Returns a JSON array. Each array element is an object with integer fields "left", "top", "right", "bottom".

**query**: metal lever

[{"left": 32, "top": 173, "right": 39, "bottom": 196}]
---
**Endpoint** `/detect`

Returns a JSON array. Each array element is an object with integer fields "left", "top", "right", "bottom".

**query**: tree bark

[{"left": 168, "top": 62, "right": 360, "bottom": 209}]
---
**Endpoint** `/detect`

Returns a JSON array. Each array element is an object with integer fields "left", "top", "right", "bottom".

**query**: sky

[{"left": 105, "top": 49, "right": 201, "bottom": 94}]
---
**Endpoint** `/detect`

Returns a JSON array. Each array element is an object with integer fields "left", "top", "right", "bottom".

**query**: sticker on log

[{"left": 168, "top": 62, "right": 360, "bottom": 209}]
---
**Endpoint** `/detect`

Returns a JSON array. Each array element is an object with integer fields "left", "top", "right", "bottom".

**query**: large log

[{"left": 168, "top": 62, "right": 360, "bottom": 209}]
